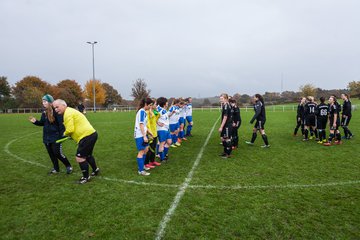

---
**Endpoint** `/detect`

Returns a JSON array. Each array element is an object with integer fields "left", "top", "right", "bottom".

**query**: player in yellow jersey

[{"left": 53, "top": 99, "right": 99, "bottom": 184}]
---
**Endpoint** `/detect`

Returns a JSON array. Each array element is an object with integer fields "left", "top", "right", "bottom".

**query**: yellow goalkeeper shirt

[
  {"left": 63, "top": 107, "right": 96, "bottom": 143},
  {"left": 146, "top": 110, "right": 160, "bottom": 138}
]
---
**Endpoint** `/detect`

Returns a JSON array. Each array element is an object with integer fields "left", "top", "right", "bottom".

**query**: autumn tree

[
  {"left": 12, "top": 76, "right": 52, "bottom": 107},
  {"left": 0, "top": 76, "right": 11, "bottom": 97},
  {"left": 55, "top": 79, "right": 83, "bottom": 107},
  {"left": 84, "top": 79, "right": 106, "bottom": 107},
  {"left": 131, "top": 78, "right": 151, "bottom": 103},
  {"left": 299, "top": 84, "right": 317, "bottom": 98},
  {"left": 347, "top": 81, "right": 360, "bottom": 98},
  {"left": 102, "top": 82, "right": 123, "bottom": 107},
  {"left": 0, "top": 76, "right": 17, "bottom": 109}
]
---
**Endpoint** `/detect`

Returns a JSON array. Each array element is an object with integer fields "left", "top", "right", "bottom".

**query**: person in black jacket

[
  {"left": 293, "top": 97, "right": 306, "bottom": 136},
  {"left": 341, "top": 93, "right": 353, "bottom": 139},
  {"left": 229, "top": 99, "right": 241, "bottom": 149},
  {"left": 218, "top": 93, "right": 233, "bottom": 158},
  {"left": 245, "top": 94, "right": 270, "bottom": 148},
  {"left": 29, "top": 94, "right": 73, "bottom": 174}
]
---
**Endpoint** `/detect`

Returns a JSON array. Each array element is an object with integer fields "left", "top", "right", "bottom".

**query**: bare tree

[{"left": 131, "top": 78, "right": 151, "bottom": 102}]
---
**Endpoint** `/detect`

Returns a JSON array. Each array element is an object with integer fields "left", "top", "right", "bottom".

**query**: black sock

[
  {"left": 261, "top": 134, "right": 269, "bottom": 145},
  {"left": 314, "top": 129, "right": 318, "bottom": 138},
  {"left": 251, "top": 132, "right": 257, "bottom": 143},
  {"left": 304, "top": 129, "right": 309, "bottom": 139},
  {"left": 86, "top": 156, "right": 98, "bottom": 172},
  {"left": 322, "top": 131, "right": 326, "bottom": 140},
  {"left": 336, "top": 132, "right": 341, "bottom": 141},
  {"left": 328, "top": 133, "right": 334, "bottom": 142},
  {"left": 348, "top": 129, "right": 353, "bottom": 137},
  {"left": 318, "top": 130, "right": 323, "bottom": 141},
  {"left": 79, "top": 161, "right": 89, "bottom": 178},
  {"left": 294, "top": 127, "right": 298, "bottom": 135}
]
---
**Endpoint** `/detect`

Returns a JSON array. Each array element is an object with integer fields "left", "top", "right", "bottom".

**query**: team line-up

[{"left": 28, "top": 93, "right": 354, "bottom": 183}]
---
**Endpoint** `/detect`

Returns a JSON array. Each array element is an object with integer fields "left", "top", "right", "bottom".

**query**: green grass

[{"left": 0, "top": 110, "right": 359, "bottom": 239}]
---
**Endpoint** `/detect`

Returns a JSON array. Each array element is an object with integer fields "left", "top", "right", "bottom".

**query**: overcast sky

[{"left": 1, "top": 0, "right": 359, "bottom": 99}]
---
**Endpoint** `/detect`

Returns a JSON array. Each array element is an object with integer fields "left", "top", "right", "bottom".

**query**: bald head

[{"left": 53, "top": 99, "right": 68, "bottom": 115}]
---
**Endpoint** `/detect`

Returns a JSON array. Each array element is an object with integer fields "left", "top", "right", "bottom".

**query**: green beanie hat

[{"left": 42, "top": 94, "right": 54, "bottom": 103}]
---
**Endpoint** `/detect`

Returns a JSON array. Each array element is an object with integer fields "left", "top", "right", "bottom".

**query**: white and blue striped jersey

[
  {"left": 179, "top": 106, "right": 186, "bottom": 118},
  {"left": 134, "top": 109, "right": 147, "bottom": 138},
  {"left": 156, "top": 106, "right": 169, "bottom": 131},
  {"left": 185, "top": 103, "right": 192, "bottom": 117},
  {"left": 169, "top": 106, "right": 180, "bottom": 124}
]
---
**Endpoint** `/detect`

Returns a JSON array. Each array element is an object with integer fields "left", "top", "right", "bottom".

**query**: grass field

[{"left": 1, "top": 109, "right": 359, "bottom": 239}]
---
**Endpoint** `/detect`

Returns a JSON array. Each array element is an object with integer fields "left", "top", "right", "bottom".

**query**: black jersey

[
  {"left": 342, "top": 100, "right": 352, "bottom": 116},
  {"left": 317, "top": 103, "right": 329, "bottom": 119},
  {"left": 231, "top": 106, "right": 241, "bottom": 128},
  {"left": 304, "top": 102, "right": 317, "bottom": 117},
  {"left": 221, "top": 102, "right": 233, "bottom": 126},
  {"left": 329, "top": 104, "right": 340, "bottom": 122},
  {"left": 296, "top": 104, "right": 305, "bottom": 119},
  {"left": 250, "top": 100, "right": 266, "bottom": 123}
]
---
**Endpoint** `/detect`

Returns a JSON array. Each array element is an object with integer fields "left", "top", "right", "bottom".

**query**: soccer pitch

[{"left": 1, "top": 110, "right": 359, "bottom": 239}]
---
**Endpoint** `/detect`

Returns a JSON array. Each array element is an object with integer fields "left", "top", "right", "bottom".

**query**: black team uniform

[
  {"left": 328, "top": 103, "right": 341, "bottom": 143},
  {"left": 341, "top": 99, "right": 353, "bottom": 139},
  {"left": 220, "top": 102, "right": 233, "bottom": 157},
  {"left": 248, "top": 100, "right": 269, "bottom": 147},
  {"left": 303, "top": 101, "right": 318, "bottom": 141},
  {"left": 294, "top": 103, "right": 305, "bottom": 136},
  {"left": 316, "top": 102, "right": 329, "bottom": 142},
  {"left": 231, "top": 104, "right": 241, "bottom": 148}
]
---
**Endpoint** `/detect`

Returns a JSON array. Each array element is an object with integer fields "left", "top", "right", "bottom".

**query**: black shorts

[
  {"left": 76, "top": 132, "right": 98, "bottom": 158},
  {"left": 304, "top": 115, "right": 316, "bottom": 127},
  {"left": 254, "top": 120, "right": 266, "bottom": 130},
  {"left": 220, "top": 126, "right": 233, "bottom": 139},
  {"left": 341, "top": 115, "right": 351, "bottom": 126},
  {"left": 317, "top": 118, "right": 328, "bottom": 130}
]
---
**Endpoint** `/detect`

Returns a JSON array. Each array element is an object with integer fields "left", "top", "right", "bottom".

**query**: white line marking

[
  {"left": 4, "top": 132, "right": 47, "bottom": 168},
  {"left": 155, "top": 117, "right": 220, "bottom": 240},
  {"left": 4, "top": 131, "right": 360, "bottom": 193}
]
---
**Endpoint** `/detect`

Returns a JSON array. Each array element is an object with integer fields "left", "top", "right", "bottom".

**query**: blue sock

[
  {"left": 171, "top": 134, "right": 177, "bottom": 144},
  {"left": 186, "top": 125, "right": 192, "bottom": 135},
  {"left": 159, "top": 151, "right": 164, "bottom": 161},
  {"left": 137, "top": 157, "right": 144, "bottom": 172},
  {"left": 164, "top": 147, "right": 169, "bottom": 156},
  {"left": 156, "top": 144, "right": 159, "bottom": 155},
  {"left": 179, "top": 131, "right": 184, "bottom": 138}
]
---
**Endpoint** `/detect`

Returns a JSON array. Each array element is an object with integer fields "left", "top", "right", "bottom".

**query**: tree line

[
  {"left": 0, "top": 76, "right": 123, "bottom": 109},
  {"left": 1, "top": 76, "right": 359, "bottom": 110}
]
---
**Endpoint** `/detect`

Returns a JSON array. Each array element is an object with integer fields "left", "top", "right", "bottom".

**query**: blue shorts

[
  {"left": 135, "top": 137, "right": 148, "bottom": 151},
  {"left": 179, "top": 117, "right": 185, "bottom": 125},
  {"left": 186, "top": 116, "right": 193, "bottom": 123},
  {"left": 169, "top": 123, "right": 179, "bottom": 132},
  {"left": 157, "top": 130, "right": 172, "bottom": 142}
]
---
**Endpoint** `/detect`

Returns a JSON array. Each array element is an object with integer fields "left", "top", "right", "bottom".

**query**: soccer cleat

[
  {"left": 91, "top": 168, "right": 100, "bottom": 176},
  {"left": 151, "top": 161, "right": 161, "bottom": 166},
  {"left": 144, "top": 166, "right": 150, "bottom": 171},
  {"left": 334, "top": 140, "right": 343, "bottom": 145},
  {"left": 317, "top": 141, "right": 323, "bottom": 144},
  {"left": 323, "top": 142, "right": 331, "bottom": 146},
  {"left": 48, "top": 169, "right": 59, "bottom": 175},
  {"left": 261, "top": 145, "right": 270, "bottom": 148},
  {"left": 309, "top": 136, "right": 314, "bottom": 140},
  {"left": 66, "top": 166, "right": 72, "bottom": 174},
  {"left": 145, "top": 164, "right": 155, "bottom": 169},
  {"left": 177, "top": 139, "right": 182, "bottom": 143},
  {"left": 78, "top": 176, "right": 90, "bottom": 184},
  {"left": 219, "top": 152, "right": 227, "bottom": 157},
  {"left": 322, "top": 139, "right": 327, "bottom": 143},
  {"left": 221, "top": 154, "right": 231, "bottom": 159},
  {"left": 315, "top": 138, "right": 320, "bottom": 141},
  {"left": 182, "top": 137, "right": 188, "bottom": 141},
  {"left": 302, "top": 138, "right": 309, "bottom": 141},
  {"left": 245, "top": 141, "right": 254, "bottom": 145},
  {"left": 170, "top": 144, "right": 177, "bottom": 148},
  {"left": 175, "top": 142, "right": 181, "bottom": 147},
  {"left": 138, "top": 171, "right": 150, "bottom": 176}
]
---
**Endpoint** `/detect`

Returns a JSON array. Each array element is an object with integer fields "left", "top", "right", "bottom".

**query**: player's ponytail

[{"left": 255, "top": 94, "right": 264, "bottom": 104}]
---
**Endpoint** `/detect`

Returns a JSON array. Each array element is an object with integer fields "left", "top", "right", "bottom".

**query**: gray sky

[{"left": 1, "top": 0, "right": 359, "bottom": 99}]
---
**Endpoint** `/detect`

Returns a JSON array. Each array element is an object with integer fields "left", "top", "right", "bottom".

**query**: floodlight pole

[{"left": 87, "top": 41, "right": 98, "bottom": 112}]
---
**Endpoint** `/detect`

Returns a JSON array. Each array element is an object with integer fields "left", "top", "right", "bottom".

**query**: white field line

[
  {"left": 4, "top": 131, "right": 47, "bottom": 168},
  {"left": 155, "top": 117, "right": 220, "bottom": 240},
  {"left": 4, "top": 131, "right": 360, "bottom": 192}
]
